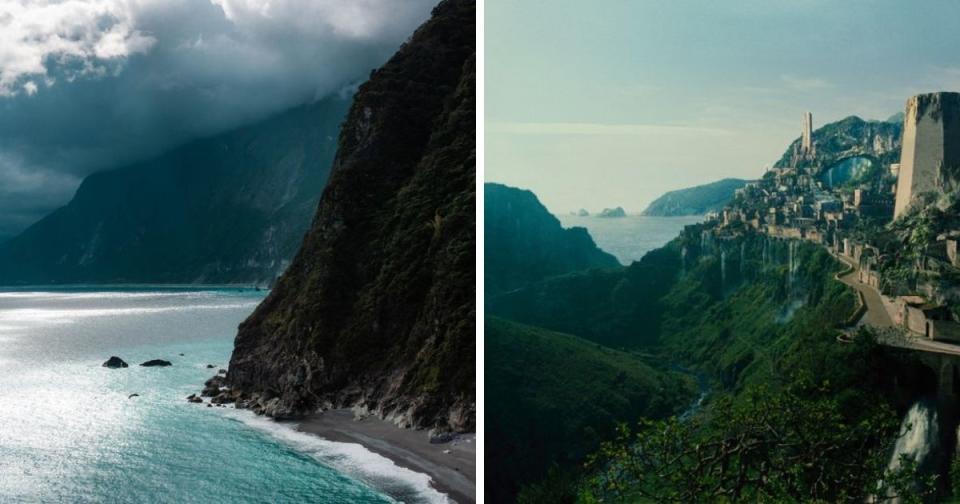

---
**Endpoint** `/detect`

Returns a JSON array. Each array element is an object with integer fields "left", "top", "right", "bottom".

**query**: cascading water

[
  {"left": 888, "top": 401, "right": 938, "bottom": 473},
  {"left": 762, "top": 237, "right": 768, "bottom": 269},
  {"left": 872, "top": 400, "right": 940, "bottom": 503},
  {"left": 787, "top": 241, "right": 795, "bottom": 291},
  {"left": 681, "top": 246, "right": 688, "bottom": 275},
  {"left": 720, "top": 249, "right": 727, "bottom": 292},
  {"left": 740, "top": 241, "right": 746, "bottom": 278}
]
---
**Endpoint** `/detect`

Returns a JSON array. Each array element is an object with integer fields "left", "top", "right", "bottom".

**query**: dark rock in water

[
  {"left": 218, "top": 369, "right": 227, "bottom": 375},
  {"left": 226, "top": 0, "right": 476, "bottom": 432},
  {"left": 186, "top": 394, "right": 203, "bottom": 404},
  {"left": 429, "top": 431, "right": 454, "bottom": 444},
  {"left": 211, "top": 392, "right": 236, "bottom": 405},
  {"left": 179, "top": 353, "right": 185, "bottom": 356},
  {"left": 128, "top": 393, "right": 139, "bottom": 399},
  {"left": 201, "top": 375, "right": 227, "bottom": 397},
  {"left": 207, "top": 404, "right": 212, "bottom": 408},
  {"left": 206, "top": 364, "right": 215, "bottom": 369},
  {"left": 140, "top": 359, "right": 172, "bottom": 367},
  {"left": 103, "top": 356, "right": 128, "bottom": 368}
]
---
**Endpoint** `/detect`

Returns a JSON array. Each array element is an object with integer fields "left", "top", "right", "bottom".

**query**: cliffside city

[{"left": 708, "top": 91, "right": 960, "bottom": 346}]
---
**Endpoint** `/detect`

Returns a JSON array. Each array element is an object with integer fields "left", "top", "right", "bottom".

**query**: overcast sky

[
  {"left": 0, "top": 0, "right": 435, "bottom": 240},
  {"left": 486, "top": 0, "right": 960, "bottom": 215}
]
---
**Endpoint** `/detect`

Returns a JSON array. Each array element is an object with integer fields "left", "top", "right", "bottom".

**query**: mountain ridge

[{"left": 0, "top": 95, "right": 351, "bottom": 285}]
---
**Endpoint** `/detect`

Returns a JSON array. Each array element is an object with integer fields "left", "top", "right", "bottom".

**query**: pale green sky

[{"left": 486, "top": 0, "right": 960, "bottom": 214}]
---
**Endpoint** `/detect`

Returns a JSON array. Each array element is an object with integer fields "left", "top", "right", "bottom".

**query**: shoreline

[{"left": 297, "top": 409, "right": 476, "bottom": 504}]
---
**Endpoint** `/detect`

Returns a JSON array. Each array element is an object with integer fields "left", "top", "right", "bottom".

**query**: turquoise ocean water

[
  {"left": 0, "top": 288, "right": 447, "bottom": 504},
  {"left": 556, "top": 214, "right": 704, "bottom": 265}
]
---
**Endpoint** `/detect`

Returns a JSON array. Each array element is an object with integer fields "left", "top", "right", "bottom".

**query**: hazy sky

[
  {"left": 486, "top": 0, "right": 960, "bottom": 214},
  {"left": 0, "top": 0, "right": 435, "bottom": 240}
]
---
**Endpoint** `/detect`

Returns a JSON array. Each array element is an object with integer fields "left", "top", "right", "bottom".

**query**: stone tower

[
  {"left": 801, "top": 111, "right": 813, "bottom": 154},
  {"left": 893, "top": 92, "right": 960, "bottom": 219}
]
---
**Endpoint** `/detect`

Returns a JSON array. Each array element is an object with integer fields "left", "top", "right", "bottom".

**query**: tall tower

[
  {"left": 801, "top": 111, "right": 813, "bottom": 155},
  {"left": 893, "top": 92, "right": 960, "bottom": 219}
]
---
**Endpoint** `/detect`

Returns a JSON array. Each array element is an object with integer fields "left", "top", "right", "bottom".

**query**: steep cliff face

[
  {"left": 0, "top": 96, "right": 350, "bottom": 285},
  {"left": 226, "top": 0, "right": 475, "bottom": 432},
  {"left": 485, "top": 183, "right": 620, "bottom": 294}
]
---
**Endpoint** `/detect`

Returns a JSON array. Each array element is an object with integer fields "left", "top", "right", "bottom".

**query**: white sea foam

[
  {"left": 224, "top": 410, "right": 451, "bottom": 504},
  {"left": 0, "top": 303, "right": 260, "bottom": 324},
  {"left": 0, "top": 291, "right": 223, "bottom": 300}
]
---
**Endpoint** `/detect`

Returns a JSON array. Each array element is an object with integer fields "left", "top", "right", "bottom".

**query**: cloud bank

[{"left": 0, "top": 0, "right": 436, "bottom": 239}]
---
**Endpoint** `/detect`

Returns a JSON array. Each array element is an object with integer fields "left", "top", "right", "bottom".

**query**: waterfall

[
  {"left": 876, "top": 400, "right": 939, "bottom": 502},
  {"left": 681, "top": 246, "right": 688, "bottom": 275},
  {"left": 740, "top": 242, "right": 746, "bottom": 278},
  {"left": 887, "top": 401, "right": 938, "bottom": 473},
  {"left": 787, "top": 241, "right": 795, "bottom": 291},
  {"left": 720, "top": 249, "right": 727, "bottom": 292},
  {"left": 762, "top": 237, "right": 768, "bottom": 268}
]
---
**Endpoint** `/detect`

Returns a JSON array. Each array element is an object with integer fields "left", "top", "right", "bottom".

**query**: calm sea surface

[
  {"left": 0, "top": 288, "right": 447, "bottom": 504},
  {"left": 556, "top": 215, "right": 704, "bottom": 265}
]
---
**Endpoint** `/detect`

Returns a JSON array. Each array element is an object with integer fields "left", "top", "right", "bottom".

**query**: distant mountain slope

[
  {"left": 227, "top": 0, "right": 475, "bottom": 432},
  {"left": 485, "top": 183, "right": 619, "bottom": 295},
  {"left": 486, "top": 316, "right": 696, "bottom": 503},
  {"left": 0, "top": 96, "right": 351, "bottom": 285},
  {"left": 642, "top": 178, "right": 749, "bottom": 216}
]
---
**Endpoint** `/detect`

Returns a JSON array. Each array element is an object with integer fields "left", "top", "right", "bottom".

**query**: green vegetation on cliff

[
  {"left": 487, "top": 214, "right": 931, "bottom": 502},
  {"left": 486, "top": 317, "right": 697, "bottom": 504},
  {"left": 485, "top": 182, "right": 619, "bottom": 295},
  {"left": 227, "top": 0, "right": 475, "bottom": 432}
]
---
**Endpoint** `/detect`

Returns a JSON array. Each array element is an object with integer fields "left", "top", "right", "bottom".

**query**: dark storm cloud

[{"left": 0, "top": 0, "right": 437, "bottom": 240}]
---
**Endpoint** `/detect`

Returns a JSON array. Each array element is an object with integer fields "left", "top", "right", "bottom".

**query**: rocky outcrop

[
  {"left": 140, "top": 359, "right": 172, "bottom": 367},
  {"left": 224, "top": 0, "right": 475, "bottom": 432},
  {"left": 642, "top": 178, "right": 749, "bottom": 216},
  {"left": 103, "top": 356, "right": 128, "bottom": 368},
  {"left": 0, "top": 95, "right": 350, "bottom": 285},
  {"left": 485, "top": 183, "right": 620, "bottom": 295}
]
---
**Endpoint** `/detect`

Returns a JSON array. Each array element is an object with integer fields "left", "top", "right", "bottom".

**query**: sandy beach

[{"left": 298, "top": 409, "right": 476, "bottom": 504}]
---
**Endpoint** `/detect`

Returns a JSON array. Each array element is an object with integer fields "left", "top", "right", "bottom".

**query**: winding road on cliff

[{"left": 833, "top": 252, "right": 960, "bottom": 357}]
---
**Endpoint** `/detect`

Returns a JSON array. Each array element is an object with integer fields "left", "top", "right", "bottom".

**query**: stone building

[{"left": 893, "top": 92, "right": 960, "bottom": 219}]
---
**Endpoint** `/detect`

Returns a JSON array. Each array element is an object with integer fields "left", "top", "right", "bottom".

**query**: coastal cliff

[
  {"left": 484, "top": 182, "right": 619, "bottom": 294},
  {"left": 225, "top": 0, "right": 475, "bottom": 432}
]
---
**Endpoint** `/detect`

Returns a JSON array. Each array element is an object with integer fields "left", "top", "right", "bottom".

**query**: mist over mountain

[
  {"left": 0, "top": 95, "right": 351, "bottom": 285},
  {"left": 0, "top": 0, "right": 436, "bottom": 239}
]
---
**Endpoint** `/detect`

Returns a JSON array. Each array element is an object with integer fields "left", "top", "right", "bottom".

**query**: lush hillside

[
  {"left": 641, "top": 178, "right": 749, "bottom": 216},
  {"left": 484, "top": 182, "right": 619, "bottom": 295},
  {"left": 0, "top": 96, "right": 350, "bottom": 285},
  {"left": 487, "top": 219, "right": 936, "bottom": 502},
  {"left": 227, "top": 0, "right": 475, "bottom": 432},
  {"left": 486, "top": 317, "right": 697, "bottom": 504}
]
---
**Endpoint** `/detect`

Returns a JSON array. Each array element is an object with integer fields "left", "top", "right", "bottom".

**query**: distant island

[
  {"left": 641, "top": 178, "right": 749, "bottom": 216},
  {"left": 596, "top": 206, "right": 627, "bottom": 218}
]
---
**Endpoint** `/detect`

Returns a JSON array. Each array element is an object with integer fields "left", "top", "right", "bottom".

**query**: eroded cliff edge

[{"left": 224, "top": 0, "right": 475, "bottom": 433}]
